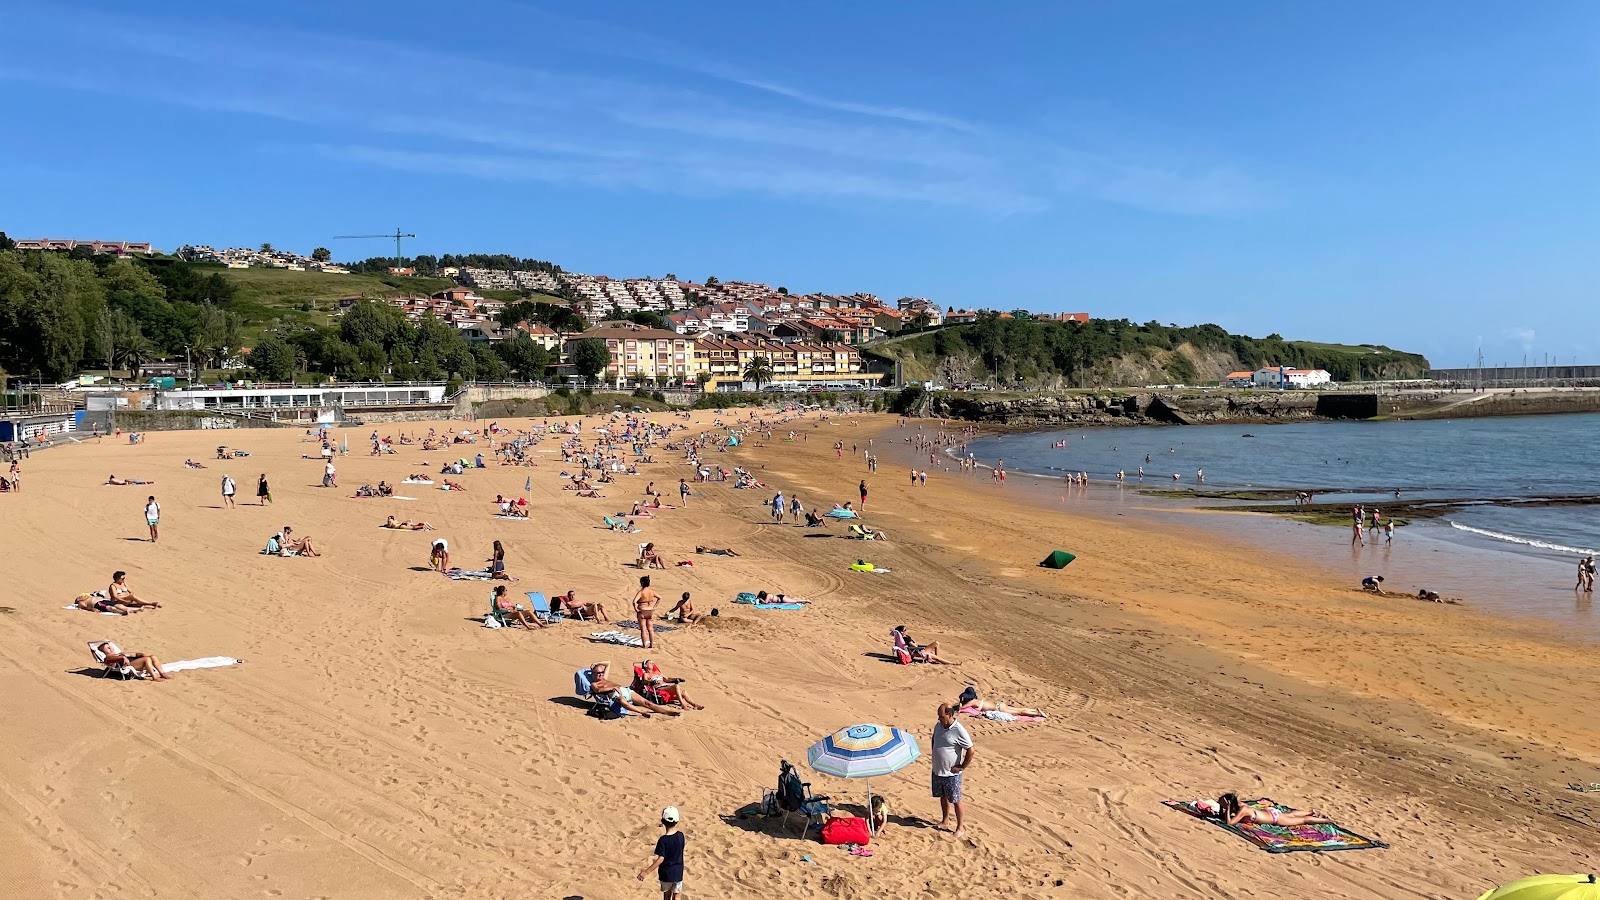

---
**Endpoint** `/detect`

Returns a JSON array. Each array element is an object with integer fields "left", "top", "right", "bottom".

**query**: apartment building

[
  {"left": 692, "top": 335, "right": 866, "bottom": 390},
  {"left": 578, "top": 324, "right": 698, "bottom": 385}
]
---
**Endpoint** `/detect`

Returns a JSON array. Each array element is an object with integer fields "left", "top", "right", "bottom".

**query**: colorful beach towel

[
  {"left": 1161, "top": 799, "right": 1387, "bottom": 853},
  {"left": 733, "top": 592, "right": 807, "bottom": 610},
  {"left": 588, "top": 630, "right": 644, "bottom": 648}
]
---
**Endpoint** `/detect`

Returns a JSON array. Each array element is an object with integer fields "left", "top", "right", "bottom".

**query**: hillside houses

[{"left": 178, "top": 245, "right": 348, "bottom": 273}]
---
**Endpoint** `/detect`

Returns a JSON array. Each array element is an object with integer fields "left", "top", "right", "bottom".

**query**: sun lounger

[{"left": 847, "top": 523, "right": 885, "bottom": 540}]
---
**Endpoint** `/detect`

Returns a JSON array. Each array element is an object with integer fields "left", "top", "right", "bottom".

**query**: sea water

[{"left": 936, "top": 414, "right": 1600, "bottom": 634}]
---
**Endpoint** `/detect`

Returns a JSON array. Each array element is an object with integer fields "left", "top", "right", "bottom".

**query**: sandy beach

[{"left": 1, "top": 410, "right": 1595, "bottom": 900}]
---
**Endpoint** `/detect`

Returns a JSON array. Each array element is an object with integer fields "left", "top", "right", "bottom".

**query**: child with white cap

[{"left": 637, "top": 805, "right": 685, "bottom": 897}]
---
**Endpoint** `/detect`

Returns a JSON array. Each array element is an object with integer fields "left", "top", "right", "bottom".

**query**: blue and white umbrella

[{"left": 807, "top": 724, "right": 921, "bottom": 831}]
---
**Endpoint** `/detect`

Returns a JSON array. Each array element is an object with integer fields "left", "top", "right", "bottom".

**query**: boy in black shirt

[{"left": 637, "top": 805, "right": 685, "bottom": 897}]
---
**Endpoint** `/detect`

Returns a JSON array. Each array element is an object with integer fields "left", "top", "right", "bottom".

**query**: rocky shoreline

[{"left": 914, "top": 389, "right": 1350, "bottom": 426}]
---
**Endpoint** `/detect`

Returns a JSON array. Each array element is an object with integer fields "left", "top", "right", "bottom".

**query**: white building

[{"left": 1252, "top": 367, "right": 1333, "bottom": 388}]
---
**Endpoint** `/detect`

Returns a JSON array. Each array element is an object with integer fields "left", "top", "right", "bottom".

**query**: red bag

[
  {"left": 894, "top": 646, "right": 912, "bottom": 665},
  {"left": 820, "top": 816, "right": 871, "bottom": 846}
]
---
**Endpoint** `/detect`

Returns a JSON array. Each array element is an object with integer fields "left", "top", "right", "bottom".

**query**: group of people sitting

[
  {"left": 265, "top": 526, "right": 320, "bottom": 557},
  {"left": 75, "top": 571, "right": 163, "bottom": 616},
  {"left": 577, "top": 659, "right": 704, "bottom": 717},
  {"left": 494, "top": 495, "right": 530, "bottom": 518},
  {"left": 354, "top": 481, "right": 395, "bottom": 498}
]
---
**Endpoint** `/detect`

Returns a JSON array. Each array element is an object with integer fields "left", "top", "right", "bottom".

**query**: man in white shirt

[
  {"left": 931, "top": 702, "right": 975, "bottom": 839},
  {"left": 220, "top": 474, "right": 236, "bottom": 509},
  {"left": 323, "top": 460, "right": 337, "bottom": 488},
  {"left": 144, "top": 496, "right": 161, "bottom": 543}
]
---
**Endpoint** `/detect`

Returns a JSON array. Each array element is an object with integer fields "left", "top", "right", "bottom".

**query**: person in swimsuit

[
  {"left": 76, "top": 592, "right": 138, "bottom": 615},
  {"left": 108, "top": 571, "right": 162, "bottom": 609},
  {"left": 95, "top": 641, "right": 170, "bottom": 680},
  {"left": 556, "top": 590, "right": 611, "bottom": 623},
  {"left": 430, "top": 539, "right": 450, "bottom": 571},
  {"left": 666, "top": 592, "right": 704, "bottom": 628},
  {"left": 632, "top": 575, "right": 661, "bottom": 649},
  {"left": 493, "top": 584, "right": 543, "bottom": 629},
  {"left": 1218, "top": 793, "right": 1331, "bottom": 828},
  {"left": 956, "top": 686, "right": 1043, "bottom": 718},
  {"left": 257, "top": 474, "right": 272, "bottom": 505},
  {"left": 588, "top": 662, "right": 679, "bottom": 717},
  {"left": 489, "top": 540, "right": 509, "bottom": 579}
]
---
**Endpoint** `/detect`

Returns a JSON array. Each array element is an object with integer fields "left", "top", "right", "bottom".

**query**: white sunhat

[{"left": 661, "top": 806, "right": 680, "bottom": 824}]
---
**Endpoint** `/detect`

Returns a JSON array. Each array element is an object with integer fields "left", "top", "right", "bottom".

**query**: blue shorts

[{"left": 931, "top": 773, "right": 963, "bottom": 802}]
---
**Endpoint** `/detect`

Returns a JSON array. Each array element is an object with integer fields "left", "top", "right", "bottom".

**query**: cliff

[{"left": 916, "top": 390, "right": 1359, "bottom": 426}]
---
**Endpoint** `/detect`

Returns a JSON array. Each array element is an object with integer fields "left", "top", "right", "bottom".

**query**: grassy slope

[{"left": 211, "top": 267, "right": 561, "bottom": 340}]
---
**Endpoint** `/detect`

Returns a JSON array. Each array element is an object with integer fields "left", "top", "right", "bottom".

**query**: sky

[{"left": 2, "top": 1, "right": 1596, "bottom": 368}]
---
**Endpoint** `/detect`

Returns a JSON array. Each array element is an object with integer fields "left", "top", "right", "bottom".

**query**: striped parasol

[
  {"left": 808, "top": 724, "right": 921, "bottom": 778},
  {"left": 807, "top": 724, "right": 921, "bottom": 832}
]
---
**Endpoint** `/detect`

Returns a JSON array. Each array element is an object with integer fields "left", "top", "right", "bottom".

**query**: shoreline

[{"left": 3, "top": 411, "right": 1597, "bottom": 899}]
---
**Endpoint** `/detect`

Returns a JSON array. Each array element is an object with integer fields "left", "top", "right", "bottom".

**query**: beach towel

[
  {"left": 162, "top": 657, "right": 243, "bottom": 673},
  {"left": 961, "top": 709, "right": 1047, "bottom": 723},
  {"left": 387, "top": 496, "right": 418, "bottom": 501},
  {"left": 65, "top": 593, "right": 122, "bottom": 615},
  {"left": 849, "top": 564, "right": 890, "bottom": 574},
  {"left": 493, "top": 515, "right": 529, "bottom": 521},
  {"left": 1161, "top": 799, "right": 1387, "bottom": 853},
  {"left": 734, "top": 593, "right": 807, "bottom": 610},
  {"left": 589, "top": 630, "right": 645, "bottom": 648},
  {"left": 825, "top": 509, "right": 858, "bottom": 519},
  {"left": 446, "top": 568, "right": 518, "bottom": 583},
  {"left": 401, "top": 478, "right": 434, "bottom": 485},
  {"left": 615, "top": 620, "right": 678, "bottom": 633}
]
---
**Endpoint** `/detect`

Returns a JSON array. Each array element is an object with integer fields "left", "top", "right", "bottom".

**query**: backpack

[{"left": 777, "top": 761, "right": 806, "bottom": 813}]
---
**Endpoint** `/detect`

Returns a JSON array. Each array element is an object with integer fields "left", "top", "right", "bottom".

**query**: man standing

[
  {"left": 144, "top": 495, "right": 161, "bottom": 543},
  {"left": 220, "top": 473, "right": 236, "bottom": 509},
  {"left": 932, "top": 702, "right": 974, "bottom": 839},
  {"left": 323, "top": 459, "right": 337, "bottom": 488}
]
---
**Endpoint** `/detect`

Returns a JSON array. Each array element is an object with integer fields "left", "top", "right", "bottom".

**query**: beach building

[
  {"left": 1224, "top": 371, "right": 1256, "bottom": 388},
  {"left": 1252, "top": 367, "right": 1333, "bottom": 388},
  {"left": 154, "top": 383, "right": 450, "bottom": 423}
]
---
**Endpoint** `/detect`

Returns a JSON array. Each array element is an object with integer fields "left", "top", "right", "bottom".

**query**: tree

[
  {"left": 819, "top": 329, "right": 846, "bottom": 345},
  {"left": 0, "top": 233, "right": 13, "bottom": 251},
  {"left": 493, "top": 334, "right": 549, "bottom": 380},
  {"left": 705, "top": 275, "right": 719, "bottom": 285},
  {"left": 743, "top": 355, "right": 774, "bottom": 391},
  {"left": 777, "top": 286, "right": 788, "bottom": 295},
  {"left": 311, "top": 247, "right": 332, "bottom": 262},
  {"left": 473, "top": 344, "right": 510, "bottom": 382},
  {"left": 120, "top": 335, "right": 156, "bottom": 379},
  {"left": 260, "top": 243, "right": 274, "bottom": 253},
  {"left": 248, "top": 332, "right": 296, "bottom": 382},
  {"left": 568, "top": 338, "right": 611, "bottom": 383}
]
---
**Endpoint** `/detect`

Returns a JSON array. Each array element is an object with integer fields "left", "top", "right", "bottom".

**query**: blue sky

[{"left": 3, "top": 1, "right": 1596, "bottom": 367}]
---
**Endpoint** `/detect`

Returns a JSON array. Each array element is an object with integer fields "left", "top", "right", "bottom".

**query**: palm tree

[
  {"left": 743, "top": 355, "right": 774, "bottom": 391},
  {"left": 121, "top": 337, "right": 156, "bottom": 380}
]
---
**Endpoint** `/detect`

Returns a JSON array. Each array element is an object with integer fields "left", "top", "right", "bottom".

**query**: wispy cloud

[
  {"left": 1505, "top": 327, "right": 1537, "bottom": 352},
  {"left": 0, "top": 8, "right": 1278, "bottom": 219}
]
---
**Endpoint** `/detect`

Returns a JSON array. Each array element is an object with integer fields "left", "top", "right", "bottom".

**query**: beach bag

[
  {"left": 894, "top": 646, "right": 913, "bottom": 665},
  {"left": 482, "top": 614, "right": 503, "bottom": 628},
  {"left": 820, "top": 816, "right": 870, "bottom": 846}
]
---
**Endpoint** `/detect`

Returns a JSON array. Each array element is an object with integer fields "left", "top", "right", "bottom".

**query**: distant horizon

[{"left": 4, "top": 2, "right": 1595, "bottom": 369}]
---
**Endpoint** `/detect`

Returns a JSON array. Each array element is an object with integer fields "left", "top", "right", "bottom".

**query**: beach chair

[
  {"left": 88, "top": 641, "right": 144, "bottom": 680},
  {"left": 488, "top": 594, "right": 519, "bottom": 628},
  {"left": 525, "top": 592, "right": 561, "bottom": 625},
  {"left": 847, "top": 522, "right": 879, "bottom": 540},
  {"left": 777, "top": 760, "right": 829, "bottom": 835}
]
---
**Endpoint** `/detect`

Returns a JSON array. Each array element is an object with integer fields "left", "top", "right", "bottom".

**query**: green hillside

[{"left": 864, "top": 317, "right": 1430, "bottom": 388}]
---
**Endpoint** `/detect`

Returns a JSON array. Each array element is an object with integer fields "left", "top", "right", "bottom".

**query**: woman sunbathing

[
  {"left": 493, "top": 585, "right": 543, "bottom": 629},
  {"left": 441, "top": 479, "right": 466, "bottom": 491},
  {"left": 639, "top": 543, "right": 667, "bottom": 569},
  {"left": 76, "top": 592, "right": 139, "bottom": 615},
  {"left": 109, "top": 572, "right": 162, "bottom": 609},
  {"left": 281, "top": 527, "right": 321, "bottom": 557},
  {"left": 893, "top": 625, "right": 957, "bottom": 665},
  {"left": 183, "top": 459, "right": 207, "bottom": 469},
  {"left": 633, "top": 659, "right": 704, "bottom": 710},
  {"left": 695, "top": 546, "right": 740, "bottom": 557},
  {"left": 1216, "top": 793, "right": 1332, "bottom": 828},
  {"left": 106, "top": 476, "right": 155, "bottom": 485},
  {"left": 957, "top": 687, "right": 1043, "bottom": 718},
  {"left": 588, "top": 662, "right": 679, "bottom": 717},
  {"left": 576, "top": 489, "right": 604, "bottom": 499},
  {"left": 96, "top": 641, "right": 170, "bottom": 680}
]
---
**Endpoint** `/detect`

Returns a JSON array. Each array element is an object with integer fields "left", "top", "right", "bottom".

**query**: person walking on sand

[
  {"left": 220, "top": 474, "right": 236, "bottom": 509},
  {"left": 789, "top": 495, "right": 803, "bottom": 524},
  {"left": 679, "top": 478, "right": 690, "bottom": 506},
  {"left": 859, "top": 479, "right": 868, "bottom": 509},
  {"left": 323, "top": 459, "right": 337, "bottom": 489},
  {"left": 932, "top": 702, "right": 974, "bottom": 840},
  {"left": 257, "top": 473, "right": 272, "bottom": 505},
  {"left": 144, "top": 495, "right": 161, "bottom": 542},
  {"left": 636, "top": 806, "right": 686, "bottom": 899},
  {"left": 1385, "top": 521, "right": 1395, "bottom": 544},
  {"left": 633, "top": 575, "right": 662, "bottom": 649}
]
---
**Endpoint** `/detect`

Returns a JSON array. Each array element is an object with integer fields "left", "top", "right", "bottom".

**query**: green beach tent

[{"left": 1040, "top": 550, "right": 1076, "bottom": 569}]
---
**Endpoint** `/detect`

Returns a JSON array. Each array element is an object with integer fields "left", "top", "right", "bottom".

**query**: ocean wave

[{"left": 1446, "top": 521, "right": 1599, "bottom": 556}]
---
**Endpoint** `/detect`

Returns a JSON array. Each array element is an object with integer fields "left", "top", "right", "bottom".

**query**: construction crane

[{"left": 332, "top": 229, "right": 416, "bottom": 273}]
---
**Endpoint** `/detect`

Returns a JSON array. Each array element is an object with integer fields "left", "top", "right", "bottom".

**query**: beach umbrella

[
  {"left": 806, "top": 724, "right": 921, "bottom": 832},
  {"left": 1477, "top": 875, "right": 1600, "bottom": 900}
]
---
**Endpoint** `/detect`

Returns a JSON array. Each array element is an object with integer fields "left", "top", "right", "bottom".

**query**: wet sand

[{"left": 0, "top": 412, "right": 1595, "bottom": 899}]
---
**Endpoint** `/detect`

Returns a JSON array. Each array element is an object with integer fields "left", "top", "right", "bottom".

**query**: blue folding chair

[{"left": 526, "top": 591, "right": 565, "bottom": 624}]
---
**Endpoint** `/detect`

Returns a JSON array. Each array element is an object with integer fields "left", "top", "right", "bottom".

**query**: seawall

[{"left": 918, "top": 390, "right": 1373, "bottom": 426}]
